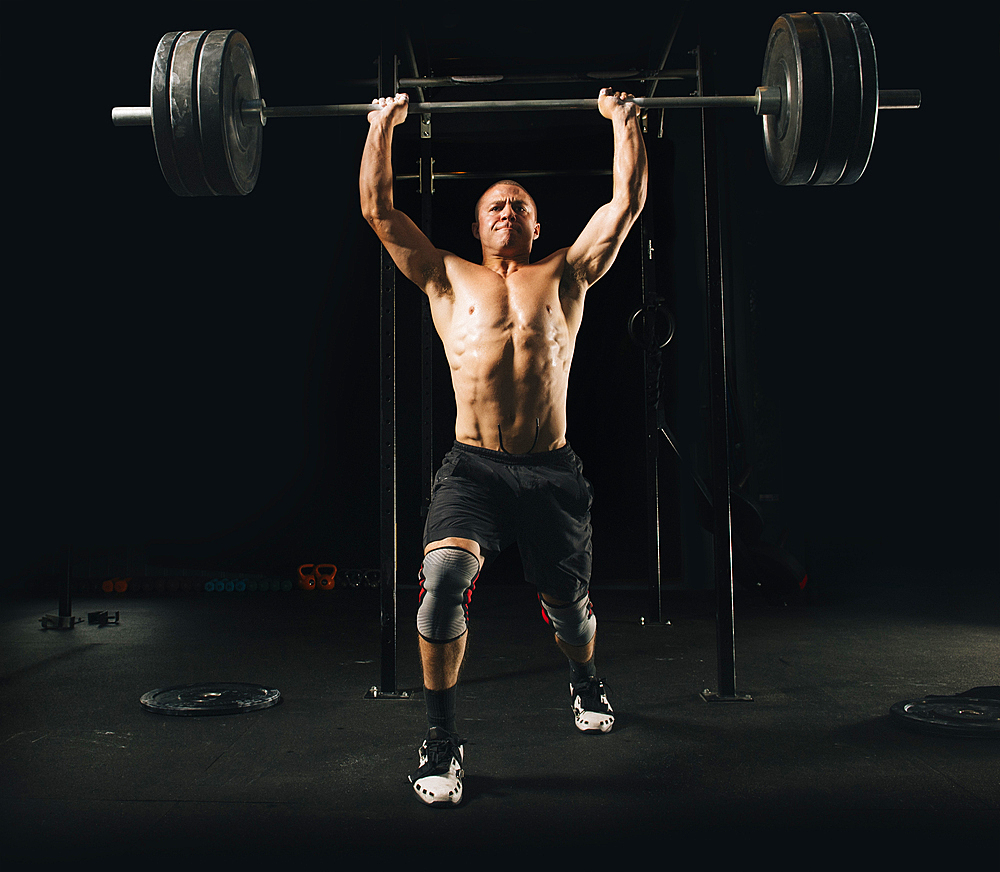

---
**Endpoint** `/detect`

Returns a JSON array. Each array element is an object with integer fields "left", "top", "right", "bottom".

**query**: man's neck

[{"left": 482, "top": 251, "right": 531, "bottom": 278}]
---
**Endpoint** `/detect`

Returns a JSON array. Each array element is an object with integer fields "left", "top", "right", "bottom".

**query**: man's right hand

[
  {"left": 597, "top": 88, "right": 639, "bottom": 122},
  {"left": 368, "top": 93, "right": 409, "bottom": 126}
]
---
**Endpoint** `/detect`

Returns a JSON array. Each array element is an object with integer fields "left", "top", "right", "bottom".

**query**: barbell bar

[
  {"left": 114, "top": 93, "right": 773, "bottom": 126},
  {"left": 112, "top": 88, "right": 920, "bottom": 126},
  {"left": 112, "top": 89, "right": 922, "bottom": 127},
  {"left": 110, "top": 13, "right": 920, "bottom": 196}
]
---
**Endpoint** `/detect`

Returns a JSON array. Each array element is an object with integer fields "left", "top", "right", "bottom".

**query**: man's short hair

[{"left": 473, "top": 180, "right": 537, "bottom": 221}]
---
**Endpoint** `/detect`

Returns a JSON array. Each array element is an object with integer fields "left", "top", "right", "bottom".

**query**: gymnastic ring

[{"left": 628, "top": 305, "right": 675, "bottom": 351}]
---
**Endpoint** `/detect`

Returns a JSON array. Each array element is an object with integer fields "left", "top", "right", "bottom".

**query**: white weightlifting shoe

[
  {"left": 409, "top": 727, "right": 464, "bottom": 807},
  {"left": 571, "top": 678, "right": 615, "bottom": 733}
]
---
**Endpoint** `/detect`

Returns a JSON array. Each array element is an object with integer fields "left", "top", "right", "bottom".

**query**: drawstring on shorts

[{"left": 498, "top": 417, "right": 540, "bottom": 454}]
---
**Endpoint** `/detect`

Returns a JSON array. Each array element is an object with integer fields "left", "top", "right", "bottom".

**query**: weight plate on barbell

[
  {"left": 150, "top": 32, "right": 188, "bottom": 196},
  {"left": 761, "top": 13, "right": 832, "bottom": 186},
  {"left": 809, "top": 13, "right": 862, "bottom": 185},
  {"left": 167, "top": 31, "right": 215, "bottom": 196},
  {"left": 140, "top": 682, "right": 282, "bottom": 716},
  {"left": 838, "top": 13, "right": 878, "bottom": 185},
  {"left": 197, "top": 30, "right": 262, "bottom": 196}
]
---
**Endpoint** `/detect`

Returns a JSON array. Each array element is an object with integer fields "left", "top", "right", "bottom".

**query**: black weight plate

[
  {"left": 838, "top": 13, "right": 878, "bottom": 185},
  {"left": 167, "top": 31, "right": 213, "bottom": 197},
  {"left": 140, "top": 682, "right": 281, "bottom": 716},
  {"left": 197, "top": 30, "right": 263, "bottom": 196},
  {"left": 889, "top": 698, "right": 1000, "bottom": 738},
  {"left": 761, "top": 13, "right": 832, "bottom": 186},
  {"left": 150, "top": 32, "right": 188, "bottom": 195},
  {"left": 731, "top": 492, "right": 765, "bottom": 545},
  {"left": 748, "top": 541, "right": 807, "bottom": 600},
  {"left": 810, "top": 13, "right": 862, "bottom": 185}
]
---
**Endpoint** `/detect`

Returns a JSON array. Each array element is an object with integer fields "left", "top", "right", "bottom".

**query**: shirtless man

[{"left": 360, "top": 88, "right": 647, "bottom": 806}]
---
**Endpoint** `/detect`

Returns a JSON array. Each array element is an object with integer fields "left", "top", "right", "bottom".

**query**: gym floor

[{"left": 2, "top": 552, "right": 996, "bottom": 870}]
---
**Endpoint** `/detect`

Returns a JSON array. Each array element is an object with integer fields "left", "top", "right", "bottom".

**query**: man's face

[{"left": 472, "top": 183, "right": 540, "bottom": 255}]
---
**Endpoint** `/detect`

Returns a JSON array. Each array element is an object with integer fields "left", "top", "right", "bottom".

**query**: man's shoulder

[
  {"left": 533, "top": 247, "right": 570, "bottom": 268},
  {"left": 423, "top": 251, "right": 494, "bottom": 300},
  {"left": 438, "top": 251, "right": 483, "bottom": 283},
  {"left": 524, "top": 248, "right": 571, "bottom": 282}
]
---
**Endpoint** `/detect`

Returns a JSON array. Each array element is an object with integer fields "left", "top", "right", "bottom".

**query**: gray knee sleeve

[
  {"left": 538, "top": 593, "right": 597, "bottom": 648},
  {"left": 417, "top": 547, "right": 480, "bottom": 642}
]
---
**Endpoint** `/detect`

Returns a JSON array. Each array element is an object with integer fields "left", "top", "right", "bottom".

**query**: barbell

[{"left": 110, "top": 12, "right": 920, "bottom": 196}]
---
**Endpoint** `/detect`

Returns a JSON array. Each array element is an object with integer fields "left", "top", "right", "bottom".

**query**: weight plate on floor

[
  {"left": 742, "top": 541, "right": 808, "bottom": 605},
  {"left": 197, "top": 30, "right": 262, "bottom": 195},
  {"left": 838, "top": 13, "right": 879, "bottom": 185},
  {"left": 761, "top": 13, "right": 831, "bottom": 185},
  {"left": 731, "top": 492, "right": 765, "bottom": 545},
  {"left": 140, "top": 682, "right": 281, "bottom": 716},
  {"left": 889, "top": 697, "right": 1000, "bottom": 738}
]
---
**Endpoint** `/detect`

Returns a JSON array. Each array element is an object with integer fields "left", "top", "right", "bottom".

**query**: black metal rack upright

[
  {"left": 695, "top": 37, "right": 751, "bottom": 703},
  {"left": 373, "top": 41, "right": 403, "bottom": 699}
]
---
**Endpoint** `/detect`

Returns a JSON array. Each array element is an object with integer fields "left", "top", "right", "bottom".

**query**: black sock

[
  {"left": 569, "top": 656, "right": 597, "bottom": 687},
  {"left": 425, "top": 685, "right": 458, "bottom": 736}
]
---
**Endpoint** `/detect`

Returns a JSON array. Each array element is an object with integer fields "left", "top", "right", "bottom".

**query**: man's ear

[
  {"left": 471, "top": 221, "right": 480, "bottom": 240},
  {"left": 533, "top": 222, "right": 541, "bottom": 239}
]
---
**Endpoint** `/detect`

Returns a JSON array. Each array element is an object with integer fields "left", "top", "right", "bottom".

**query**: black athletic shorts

[{"left": 422, "top": 441, "right": 594, "bottom": 603}]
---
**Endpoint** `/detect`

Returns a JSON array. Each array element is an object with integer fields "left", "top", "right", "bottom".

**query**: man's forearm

[
  {"left": 360, "top": 119, "right": 395, "bottom": 222},
  {"left": 611, "top": 114, "right": 648, "bottom": 215}
]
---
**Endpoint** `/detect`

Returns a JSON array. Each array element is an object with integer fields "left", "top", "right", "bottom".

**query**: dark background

[{"left": 5, "top": 2, "right": 995, "bottom": 594}]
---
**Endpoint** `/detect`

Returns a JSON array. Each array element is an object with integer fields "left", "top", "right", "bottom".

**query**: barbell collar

[{"left": 754, "top": 86, "right": 782, "bottom": 116}]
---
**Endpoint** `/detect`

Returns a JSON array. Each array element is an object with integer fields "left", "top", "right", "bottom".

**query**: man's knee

[
  {"left": 538, "top": 592, "right": 597, "bottom": 648},
  {"left": 417, "top": 547, "right": 481, "bottom": 642}
]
